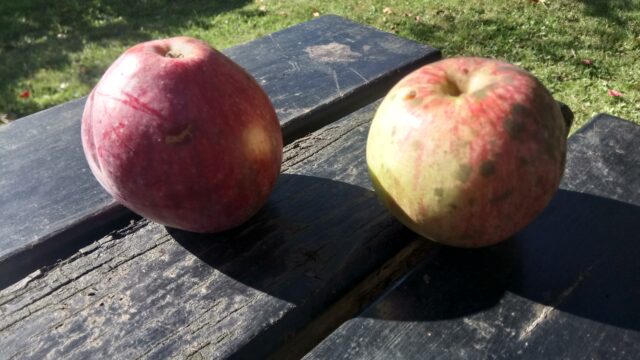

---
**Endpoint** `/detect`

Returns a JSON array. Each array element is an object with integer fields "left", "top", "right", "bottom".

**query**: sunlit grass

[{"left": 1, "top": 0, "right": 638, "bottom": 131}]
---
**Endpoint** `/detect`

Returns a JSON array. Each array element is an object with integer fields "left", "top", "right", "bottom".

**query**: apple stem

[{"left": 165, "top": 50, "right": 184, "bottom": 59}]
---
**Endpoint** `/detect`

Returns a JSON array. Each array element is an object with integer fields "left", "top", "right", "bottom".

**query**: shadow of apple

[{"left": 361, "top": 189, "right": 640, "bottom": 332}]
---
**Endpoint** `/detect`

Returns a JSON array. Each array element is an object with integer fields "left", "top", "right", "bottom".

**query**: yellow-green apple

[
  {"left": 366, "top": 57, "right": 569, "bottom": 247},
  {"left": 81, "top": 37, "right": 283, "bottom": 233}
]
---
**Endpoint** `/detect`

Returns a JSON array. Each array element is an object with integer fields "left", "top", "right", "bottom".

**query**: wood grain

[{"left": 304, "top": 114, "right": 640, "bottom": 360}]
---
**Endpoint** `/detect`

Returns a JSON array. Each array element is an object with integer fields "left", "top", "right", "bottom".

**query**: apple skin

[
  {"left": 366, "top": 57, "right": 568, "bottom": 247},
  {"left": 81, "top": 36, "right": 283, "bottom": 233}
]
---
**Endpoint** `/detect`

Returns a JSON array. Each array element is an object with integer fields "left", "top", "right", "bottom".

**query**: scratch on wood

[
  {"left": 463, "top": 318, "right": 496, "bottom": 339},
  {"left": 331, "top": 70, "right": 343, "bottom": 97},
  {"left": 269, "top": 34, "right": 285, "bottom": 53},
  {"left": 287, "top": 61, "right": 300, "bottom": 73},
  {"left": 349, "top": 67, "right": 369, "bottom": 83},
  {"left": 518, "top": 263, "right": 597, "bottom": 341}
]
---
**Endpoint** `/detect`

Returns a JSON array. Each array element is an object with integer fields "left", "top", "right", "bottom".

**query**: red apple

[
  {"left": 366, "top": 57, "right": 569, "bottom": 247},
  {"left": 81, "top": 36, "right": 283, "bottom": 233}
]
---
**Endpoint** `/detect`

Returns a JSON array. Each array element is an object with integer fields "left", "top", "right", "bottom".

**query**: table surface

[{"left": 1, "top": 15, "right": 639, "bottom": 360}]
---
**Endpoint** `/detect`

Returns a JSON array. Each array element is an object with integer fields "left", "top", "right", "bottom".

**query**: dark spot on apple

[
  {"left": 468, "top": 197, "right": 477, "bottom": 206},
  {"left": 403, "top": 89, "right": 417, "bottom": 100},
  {"left": 480, "top": 160, "right": 496, "bottom": 177},
  {"left": 448, "top": 203, "right": 459, "bottom": 211},
  {"left": 491, "top": 188, "right": 513, "bottom": 203},
  {"left": 504, "top": 117, "right": 526, "bottom": 140},
  {"left": 518, "top": 156, "right": 530, "bottom": 168},
  {"left": 456, "top": 163, "right": 473, "bottom": 183},
  {"left": 434, "top": 188, "right": 445, "bottom": 197},
  {"left": 410, "top": 97, "right": 423, "bottom": 107},
  {"left": 512, "top": 103, "right": 528, "bottom": 117},
  {"left": 391, "top": 126, "right": 396, "bottom": 137}
]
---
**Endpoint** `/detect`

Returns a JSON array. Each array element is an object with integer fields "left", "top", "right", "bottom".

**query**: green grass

[{"left": 1, "top": 0, "right": 639, "bottom": 131}]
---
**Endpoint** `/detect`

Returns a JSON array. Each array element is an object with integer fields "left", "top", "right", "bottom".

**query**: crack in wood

[
  {"left": 138, "top": 298, "right": 226, "bottom": 357},
  {"left": 139, "top": 296, "right": 266, "bottom": 359},
  {"left": 282, "top": 113, "right": 370, "bottom": 171},
  {"left": 0, "top": 230, "right": 172, "bottom": 342},
  {"left": 517, "top": 262, "right": 598, "bottom": 341},
  {"left": 268, "top": 239, "right": 438, "bottom": 360}
]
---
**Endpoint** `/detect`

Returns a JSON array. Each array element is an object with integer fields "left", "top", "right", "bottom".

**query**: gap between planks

[{"left": 268, "top": 238, "right": 440, "bottom": 360}]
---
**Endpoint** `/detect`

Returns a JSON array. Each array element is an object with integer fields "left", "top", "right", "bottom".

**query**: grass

[{"left": 1, "top": 0, "right": 639, "bottom": 131}]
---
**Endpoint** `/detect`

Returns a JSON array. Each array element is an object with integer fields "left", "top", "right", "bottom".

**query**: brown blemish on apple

[
  {"left": 403, "top": 89, "right": 417, "bottom": 100},
  {"left": 504, "top": 117, "right": 525, "bottom": 140},
  {"left": 491, "top": 188, "right": 513, "bottom": 203},
  {"left": 456, "top": 163, "right": 473, "bottom": 183},
  {"left": 480, "top": 160, "right": 496, "bottom": 177},
  {"left": 165, "top": 125, "right": 192, "bottom": 144},
  {"left": 434, "top": 187, "right": 445, "bottom": 197},
  {"left": 505, "top": 104, "right": 527, "bottom": 140},
  {"left": 518, "top": 156, "right": 530, "bottom": 168},
  {"left": 409, "top": 97, "right": 423, "bottom": 107}
]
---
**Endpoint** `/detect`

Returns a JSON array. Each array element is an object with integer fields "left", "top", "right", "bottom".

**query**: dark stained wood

[
  {"left": 0, "top": 15, "right": 440, "bottom": 289},
  {"left": 304, "top": 114, "right": 640, "bottom": 360},
  {"left": 226, "top": 15, "right": 441, "bottom": 143},
  {"left": 0, "top": 101, "right": 424, "bottom": 359}
]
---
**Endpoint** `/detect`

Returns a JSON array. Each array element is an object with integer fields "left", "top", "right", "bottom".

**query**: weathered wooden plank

[
  {"left": 304, "top": 114, "right": 640, "bottom": 360},
  {"left": 226, "top": 15, "right": 441, "bottom": 143},
  {"left": 0, "top": 15, "right": 440, "bottom": 289},
  {"left": 0, "top": 101, "right": 425, "bottom": 359}
]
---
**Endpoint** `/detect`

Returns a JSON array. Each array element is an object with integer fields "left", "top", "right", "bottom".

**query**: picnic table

[{"left": 1, "top": 15, "right": 639, "bottom": 359}]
